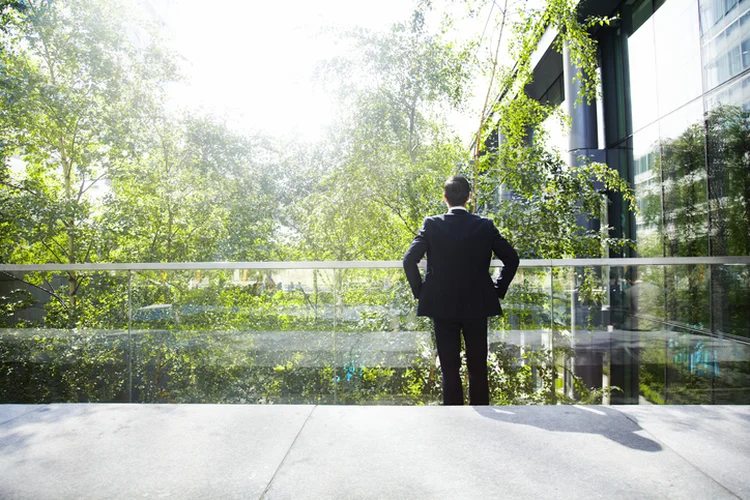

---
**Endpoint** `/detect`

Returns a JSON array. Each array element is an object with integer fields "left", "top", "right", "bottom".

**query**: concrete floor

[{"left": 0, "top": 404, "right": 748, "bottom": 499}]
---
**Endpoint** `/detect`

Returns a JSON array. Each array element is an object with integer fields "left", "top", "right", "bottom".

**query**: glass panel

[
  {"left": 334, "top": 266, "right": 565, "bottom": 406},
  {"left": 495, "top": 266, "right": 557, "bottom": 404},
  {"left": 1, "top": 264, "right": 748, "bottom": 406},
  {"left": 653, "top": 0, "right": 703, "bottom": 117},
  {"left": 700, "top": 0, "right": 749, "bottom": 90},
  {"left": 565, "top": 265, "right": 613, "bottom": 403},
  {"left": 632, "top": 122, "right": 663, "bottom": 257},
  {"left": 627, "top": 17, "right": 659, "bottom": 133},
  {"left": 659, "top": 100, "right": 709, "bottom": 257},
  {"left": 0, "top": 270, "right": 130, "bottom": 403},
  {"left": 601, "top": 30, "right": 629, "bottom": 145},
  {"left": 330, "top": 267, "right": 435, "bottom": 404},
  {"left": 728, "top": 44, "right": 743, "bottom": 77},
  {"left": 705, "top": 87, "right": 750, "bottom": 256},
  {"left": 128, "top": 268, "right": 336, "bottom": 404},
  {"left": 711, "top": 264, "right": 750, "bottom": 338},
  {"left": 665, "top": 264, "right": 710, "bottom": 331},
  {"left": 612, "top": 263, "right": 750, "bottom": 404}
]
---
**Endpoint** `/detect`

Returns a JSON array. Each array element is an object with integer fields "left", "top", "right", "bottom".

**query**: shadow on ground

[{"left": 474, "top": 404, "right": 663, "bottom": 452}]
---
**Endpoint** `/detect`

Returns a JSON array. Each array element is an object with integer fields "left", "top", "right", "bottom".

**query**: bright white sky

[
  {"left": 162, "top": 0, "right": 503, "bottom": 143},
  {"left": 165, "top": 0, "right": 420, "bottom": 142}
]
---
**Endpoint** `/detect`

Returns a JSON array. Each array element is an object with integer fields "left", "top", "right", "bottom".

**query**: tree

[
  {"left": 292, "top": 8, "right": 474, "bottom": 260},
  {"left": 0, "top": 0, "right": 655, "bottom": 407},
  {"left": 0, "top": 0, "right": 177, "bottom": 310},
  {"left": 100, "top": 114, "right": 279, "bottom": 263},
  {"left": 472, "top": 0, "right": 635, "bottom": 259}
]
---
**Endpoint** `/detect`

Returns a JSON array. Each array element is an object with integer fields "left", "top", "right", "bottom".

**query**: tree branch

[
  {"left": 41, "top": 239, "right": 65, "bottom": 264},
  {"left": 80, "top": 237, "right": 94, "bottom": 263},
  {"left": 77, "top": 170, "right": 108, "bottom": 202},
  {"left": 0, "top": 270, "right": 69, "bottom": 313},
  {"left": 0, "top": 180, "right": 43, "bottom": 199}
]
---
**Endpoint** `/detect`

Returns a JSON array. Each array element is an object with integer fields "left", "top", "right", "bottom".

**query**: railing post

[
  {"left": 549, "top": 268, "right": 556, "bottom": 405},
  {"left": 127, "top": 270, "right": 133, "bottom": 403},
  {"left": 332, "top": 268, "right": 338, "bottom": 405}
]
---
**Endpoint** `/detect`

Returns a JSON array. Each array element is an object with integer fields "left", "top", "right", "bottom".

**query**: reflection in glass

[
  {"left": 600, "top": 27, "right": 630, "bottom": 146},
  {"left": 0, "top": 270, "right": 130, "bottom": 403},
  {"left": 705, "top": 104, "right": 750, "bottom": 256},
  {"left": 632, "top": 123, "right": 663, "bottom": 257},
  {"left": 128, "top": 268, "right": 338, "bottom": 404},
  {"left": 659, "top": 101, "right": 709, "bottom": 257},
  {"left": 700, "top": 0, "right": 750, "bottom": 91},
  {"left": 654, "top": 0, "right": 703, "bottom": 117}
]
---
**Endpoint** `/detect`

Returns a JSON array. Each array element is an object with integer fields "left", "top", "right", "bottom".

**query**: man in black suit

[{"left": 403, "top": 176, "right": 519, "bottom": 405}]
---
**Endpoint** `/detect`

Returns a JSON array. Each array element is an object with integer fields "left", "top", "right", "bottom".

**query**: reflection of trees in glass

[
  {"left": 706, "top": 105, "right": 750, "bottom": 257},
  {"left": 634, "top": 147, "right": 663, "bottom": 258},
  {"left": 637, "top": 121, "right": 709, "bottom": 258},
  {"left": 635, "top": 105, "right": 749, "bottom": 259},
  {"left": 631, "top": 106, "right": 749, "bottom": 338},
  {"left": 639, "top": 332, "right": 750, "bottom": 405},
  {"left": 661, "top": 124, "right": 708, "bottom": 257},
  {"left": 706, "top": 105, "right": 750, "bottom": 339}
]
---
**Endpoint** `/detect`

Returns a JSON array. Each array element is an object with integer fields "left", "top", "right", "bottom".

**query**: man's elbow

[
  {"left": 508, "top": 249, "right": 520, "bottom": 269},
  {"left": 403, "top": 252, "right": 420, "bottom": 269}
]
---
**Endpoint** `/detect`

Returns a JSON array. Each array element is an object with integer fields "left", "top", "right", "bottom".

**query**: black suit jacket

[{"left": 402, "top": 208, "right": 519, "bottom": 319}]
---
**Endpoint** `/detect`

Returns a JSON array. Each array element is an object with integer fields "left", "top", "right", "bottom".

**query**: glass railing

[{"left": 1, "top": 258, "right": 748, "bottom": 405}]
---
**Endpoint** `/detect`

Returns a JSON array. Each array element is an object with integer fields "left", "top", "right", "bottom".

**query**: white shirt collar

[{"left": 448, "top": 206, "right": 467, "bottom": 212}]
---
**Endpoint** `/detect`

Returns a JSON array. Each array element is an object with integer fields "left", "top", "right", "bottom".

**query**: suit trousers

[{"left": 432, "top": 317, "right": 489, "bottom": 405}]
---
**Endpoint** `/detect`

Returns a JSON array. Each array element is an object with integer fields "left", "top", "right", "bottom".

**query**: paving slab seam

[
  {"left": 0, "top": 405, "right": 45, "bottom": 427},
  {"left": 612, "top": 407, "right": 742, "bottom": 499},
  {"left": 258, "top": 404, "right": 317, "bottom": 500}
]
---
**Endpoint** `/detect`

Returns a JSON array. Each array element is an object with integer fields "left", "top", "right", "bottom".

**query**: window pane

[
  {"left": 632, "top": 123, "right": 663, "bottom": 257},
  {"left": 705, "top": 77, "right": 750, "bottom": 256},
  {"left": 628, "top": 19, "right": 659, "bottom": 132},
  {"left": 727, "top": 45, "right": 742, "bottom": 76},
  {"left": 659, "top": 101, "right": 709, "bottom": 257},
  {"left": 654, "top": 0, "right": 703, "bottom": 116}
]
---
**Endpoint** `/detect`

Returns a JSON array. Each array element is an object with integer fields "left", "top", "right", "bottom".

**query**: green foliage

[
  {"left": 0, "top": 329, "right": 128, "bottom": 403},
  {"left": 100, "top": 115, "right": 278, "bottom": 263},
  {"left": 471, "top": 0, "right": 635, "bottom": 259},
  {"left": 0, "top": 288, "right": 34, "bottom": 327},
  {"left": 0, "top": 0, "right": 655, "bottom": 407},
  {"left": 297, "top": 7, "right": 475, "bottom": 259},
  {"left": 0, "top": 0, "right": 177, "bottom": 263}
]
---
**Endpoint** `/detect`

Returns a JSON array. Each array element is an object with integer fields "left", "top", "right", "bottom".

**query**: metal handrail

[{"left": 0, "top": 256, "right": 749, "bottom": 272}]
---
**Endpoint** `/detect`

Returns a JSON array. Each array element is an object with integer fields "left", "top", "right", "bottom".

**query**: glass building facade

[
  {"left": 529, "top": 0, "right": 749, "bottom": 333},
  {"left": 530, "top": 0, "right": 749, "bottom": 261},
  {"left": 599, "top": 0, "right": 749, "bottom": 346},
  {"left": 525, "top": 0, "right": 750, "bottom": 403},
  {"left": 597, "top": 0, "right": 750, "bottom": 259}
]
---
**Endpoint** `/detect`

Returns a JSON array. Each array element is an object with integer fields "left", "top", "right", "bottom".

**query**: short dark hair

[{"left": 444, "top": 176, "right": 470, "bottom": 206}]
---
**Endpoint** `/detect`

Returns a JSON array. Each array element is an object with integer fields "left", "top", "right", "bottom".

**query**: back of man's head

[{"left": 444, "top": 176, "right": 470, "bottom": 207}]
